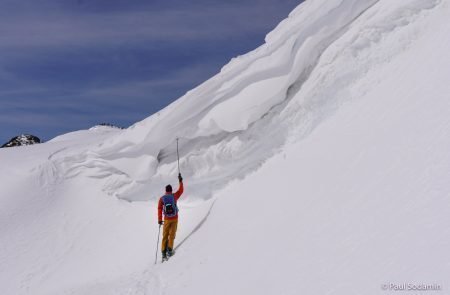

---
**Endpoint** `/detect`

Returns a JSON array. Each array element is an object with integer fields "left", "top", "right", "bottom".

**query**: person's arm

[
  {"left": 158, "top": 198, "right": 163, "bottom": 223},
  {"left": 174, "top": 174, "right": 184, "bottom": 201}
]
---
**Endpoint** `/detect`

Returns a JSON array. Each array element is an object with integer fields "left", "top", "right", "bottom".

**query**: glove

[
  {"left": 158, "top": 220, "right": 163, "bottom": 225},
  {"left": 178, "top": 173, "right": 183, "bottom": 182}
]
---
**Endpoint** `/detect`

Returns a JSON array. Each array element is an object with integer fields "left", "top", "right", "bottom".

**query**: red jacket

[{"left": 158, "top": 181, "right": 184, "bottom": 221}]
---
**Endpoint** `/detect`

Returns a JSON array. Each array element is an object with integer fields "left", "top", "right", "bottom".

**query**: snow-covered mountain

[
  {"left": 1, "top": 0, "right": 450, "bottom": 294},
  {"left": 1, "top": 134, "right": 41, "bottom": 148}
]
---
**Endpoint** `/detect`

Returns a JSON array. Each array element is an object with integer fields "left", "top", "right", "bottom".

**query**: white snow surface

[{"left": 1, "top": 0, "right": 450, "bottom": 294}]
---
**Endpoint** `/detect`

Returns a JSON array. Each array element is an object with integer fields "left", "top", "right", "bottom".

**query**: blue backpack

[{"left": 162, "top": 194, "right": 178, "bottom": 217}]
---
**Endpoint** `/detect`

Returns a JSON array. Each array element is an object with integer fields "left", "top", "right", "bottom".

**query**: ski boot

[
  {"left": 161, "top": 249, "right": 168, "bottom": 262},
  {"left": 167, "top": 247, "right": 175, "bottom": 258}
]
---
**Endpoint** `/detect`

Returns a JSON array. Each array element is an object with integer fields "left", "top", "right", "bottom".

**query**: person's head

[{"left": 165, "top": 184, "right": 172, "bottom": 193}]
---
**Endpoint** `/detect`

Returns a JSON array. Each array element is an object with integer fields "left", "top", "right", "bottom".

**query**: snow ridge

[{"left": 48, "top": 0, "right": 386, "bottom": 202}]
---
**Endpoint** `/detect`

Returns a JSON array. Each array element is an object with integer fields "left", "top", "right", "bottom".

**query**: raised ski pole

[
  {"left": 154, "top": 223, "right": 162, "bottom": 264},
  {"left": 176, "top": 137, "right": 181, "bottom": 174}
]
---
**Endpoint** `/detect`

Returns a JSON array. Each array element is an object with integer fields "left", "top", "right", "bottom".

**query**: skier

[{"left": 158, "top": 173, "right": 184, "bottom": 260}]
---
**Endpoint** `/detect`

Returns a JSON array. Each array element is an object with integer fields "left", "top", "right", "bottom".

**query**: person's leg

[
  {"left": 161, "top": 221, "right": 170, "bottom": 256},
  {"left": 167, "top": 219, "right": 178, "bottom": 252}
]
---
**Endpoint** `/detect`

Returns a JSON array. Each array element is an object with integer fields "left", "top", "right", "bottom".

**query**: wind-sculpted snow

[
  {"left": 49, "top": 0, "right": 385, "bottom": 202},
  {"left": 54, "top": 0, "right": 441, "bottom": 203}
]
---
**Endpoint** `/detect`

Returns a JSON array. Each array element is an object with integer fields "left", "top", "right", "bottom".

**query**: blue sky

[{"left": 0, "top": 0, "right": 302, "bottom": 143}]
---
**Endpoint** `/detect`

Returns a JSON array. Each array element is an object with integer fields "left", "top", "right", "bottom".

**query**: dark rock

[
  {"left": 1, "top": 134, "right": 41, "bottom": 148},
  {"left": 96, "top": 123, "right": 125, "bottom": 129}
]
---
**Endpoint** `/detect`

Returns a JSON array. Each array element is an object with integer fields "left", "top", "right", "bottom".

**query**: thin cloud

[{"left": 0, "top": 2, "right": 296, "bottom": 50}]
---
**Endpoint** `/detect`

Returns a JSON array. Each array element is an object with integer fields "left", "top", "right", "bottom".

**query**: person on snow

[{"left": 158, "top": 173, "right": 184, "bottom": 259}]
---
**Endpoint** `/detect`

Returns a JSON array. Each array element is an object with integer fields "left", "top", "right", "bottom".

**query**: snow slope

[{"left": 1, "top": 0, "right": 450, "bottom": 294}]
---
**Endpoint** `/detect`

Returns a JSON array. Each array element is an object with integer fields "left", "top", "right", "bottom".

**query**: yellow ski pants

[{"left": 161, "top": 219, "right": 178, "bottom": 251}]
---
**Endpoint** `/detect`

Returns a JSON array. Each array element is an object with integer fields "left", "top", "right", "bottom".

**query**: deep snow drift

[{"left": 1, "top": 0, "right": 450, "bottom": 294}]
